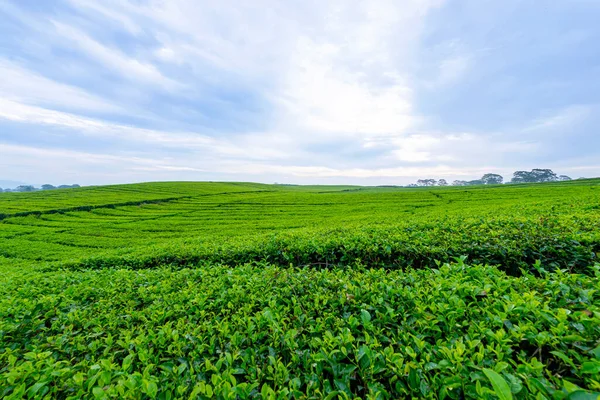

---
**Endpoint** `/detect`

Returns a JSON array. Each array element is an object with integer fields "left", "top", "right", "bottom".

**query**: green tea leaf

[
  {"left": 566, "top": 390, "right": 600, "bottom": 400},
  {"left": 581, "top": 362, "right": 600, "bottom": 375},
  {"left": 360, "top": 309, "right": 372, "bottom": 324},
  {"left": 483, "top": 368, "right": 513, "bottom": 400}
]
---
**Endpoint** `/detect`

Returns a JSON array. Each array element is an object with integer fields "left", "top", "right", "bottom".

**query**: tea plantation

[{"left": 1, "top": 180, "right": 599, "bottom": 399}]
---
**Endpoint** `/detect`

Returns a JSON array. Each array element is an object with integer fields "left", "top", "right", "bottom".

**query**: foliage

[
  {"left": 419, "top": 173, "right": 504, "bottom": 187},
  {"left": 417, "top": 179, "right": 437, "bottom": 187},
  {"left": 416, "top": 169, "right": 575, "bottom": 186},
  {"left": 15, "top": 185, "right": 35, "bottom": 192},
  {"left": 1, "top": 180, "right": 598, "bottom": 274},
  {"left": 58, "top": 184, "right": 81, "bottom": 189},
  {"left": 512, "top": 169, "right": 559, "bottom": 184},
  {"left": 1, "top": 180, "right": 600, "bottom": 398},
  {"left": 1, "top": 262, "right": 600, "bottom": 399},
  {"left": 481, "top": 174, "right": 504, "bottom": 185},
  {"left": 467, "top": 179, "right": 484, "bottom": 186}
]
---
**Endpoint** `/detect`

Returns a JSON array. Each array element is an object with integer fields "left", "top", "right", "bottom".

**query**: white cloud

[
  {"left": 3, "top": 0, "right": 599, "bottom": 184},
  {"left": 0, "top": 98, "right": 291, "bottom": 162},
  {"left": 65, "top": 0, "right": 143, "bottom": 35},
  {"left": 104, "top": 0, "right": 295, "bottom": 79},
  {"left": 154, "top": 47, "right": 179, "bottom": 63},
  {"left": 224, "top": 163, "right": 498, "bottom": 179},
  {"left": 390, "top": 134, "right": 441, "bottom": 162},
  {"left": 67, "top": 0, "right": 442, "bottom": 141},
  {"left": 0, "top": 143, "right": 194, "bottom": 185},
  {"left": 421, "top": 39, "right": 472, "bottom": 88},
  {"left": 436, "top": 55, "right": 470, "bottom": 86},
  {"left": 132, "top": 165, "right": 206, "bottom": 172},
  {"left": 77, "top": 0, "right": 450, "bottom": 167},
  {"left": 276, "top": 38, "right": 417, "bottom": 137},
  {"left": 0, "top": 59, "right": 121, "bottom": 113},
  {"left": 0, "top": 143, "right": 154, "bottom": 165},
  {"left": 524, "top": 105, "right": 594, "bottom": 132},
  {"left": 51, "top": 21, "right": 180, "bottom": 90},
  {"left": 0, "top": 98, "right": 214, "bottom": 147},
  {"left": 271, "top": 0, "right": 445, "bottom": 140}
]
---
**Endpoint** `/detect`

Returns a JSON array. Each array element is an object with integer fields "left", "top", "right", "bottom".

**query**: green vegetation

[{"left": 1, "top": 180, "right": 599, "bottom": 398}]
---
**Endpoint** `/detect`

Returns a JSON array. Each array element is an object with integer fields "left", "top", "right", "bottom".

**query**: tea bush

[
  {"left": 1, "top": 180, "right": 600, "bottom": 398},
  {"left": 1, "top": 262, "right": 599, "bottom": 399}
]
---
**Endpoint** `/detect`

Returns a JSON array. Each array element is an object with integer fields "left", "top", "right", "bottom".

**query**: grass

[{"left": 1, "top": 180, "right": 599, "bottom": 398}]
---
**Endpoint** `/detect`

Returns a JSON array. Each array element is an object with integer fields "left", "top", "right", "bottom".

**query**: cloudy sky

[{"left": 1, "top": 0, "right": 599, "bottom": 186}]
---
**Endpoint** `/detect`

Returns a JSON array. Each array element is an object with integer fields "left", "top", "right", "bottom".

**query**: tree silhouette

[
  {"left": 481, "top": 173, "right": 504, "bottom": 185},
  {"left": 530, "top": 169, "right": 558, "bottom": 182},
  {"left": 417, "top": 179, "right": 437, "bottom": 187},
  {"left": 511, "top": 169, "right": 559, "bottom": 183}
]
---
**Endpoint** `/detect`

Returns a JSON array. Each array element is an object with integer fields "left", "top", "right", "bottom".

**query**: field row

[
  {"left": 1, "top": 180, "right": 600, "bottom": 398},
  {"left": 0, "top": 183, "right": 597, "bottom": 274},
  {"left": 1, "top": 180, "right": 596, "bottom": 215},
  {"left": 1, "top": 261, "right": 599, "bottom": 399},
  {"left": 0, "top": 182, "right": 274, "bottom": 215}
]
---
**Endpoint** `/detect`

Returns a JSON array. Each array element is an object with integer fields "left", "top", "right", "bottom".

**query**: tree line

[
  {"left": 0, "top": 184, "right": 80, "bottom": 193},
  {"left": 409, "top": 169, "right": 574, "bottom": 187}
]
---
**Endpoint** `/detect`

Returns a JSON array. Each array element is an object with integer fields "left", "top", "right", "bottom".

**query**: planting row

[{"left": 1, "top": 261, "right": 599, "bottom": 399}]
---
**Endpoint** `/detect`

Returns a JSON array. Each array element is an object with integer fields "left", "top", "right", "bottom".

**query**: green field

[{"left": 1, "top": 181, "right": 599, "bottom": 399}]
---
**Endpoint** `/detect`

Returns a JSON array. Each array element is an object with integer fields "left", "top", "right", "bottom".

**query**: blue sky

[{"left": 1, "top": 0, "right": 599, "bottom": 186}]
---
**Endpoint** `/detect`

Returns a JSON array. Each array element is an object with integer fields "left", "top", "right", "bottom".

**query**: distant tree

[
  {"left": 511, "top": 169, "right": 557, "bottom": 184},
  {"left": 481, "top": 173, "right": 504, "bottom": 185},
  {"left": 510, "top": 172, "right": 524, "bottom": 183},
  {"left": 511, "top": 171, "right": 532, "bottom": 184},
  {"left": 406, "top": 183, "right": 418, "bottom": 187},
  {"left": 452, "top": 180, "right": 467, "bottom": 186},
  {"left": 531, "top": 169, "right": 558, "bottom": 182},
  {"left": 0, "top": 188, "right": 3, "bottom": 193},
  {"left": 437, "top": 179, "right": 448, "bottom": 186},
  {"left": 417, "top": 179, "right": 436, "bottom": 187},
  {"left": 41, "top": 184, "right": 56, "bottom": 190},
  {"left": 72, "top": 184, "right": 81, "bottom": 188},
  {"left": 16, "top": 185, "right": 35, "bottom": 192},
  {"left": 467, "top": 179, "right": 484, "bottom": 186},
  {"left": 558, "top": 175, "right": 572, "bottom": 181}
]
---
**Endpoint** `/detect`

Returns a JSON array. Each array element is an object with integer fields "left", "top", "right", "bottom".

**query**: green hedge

[{"left": 1, "top": 262, "right": 599, "bottom": 399}]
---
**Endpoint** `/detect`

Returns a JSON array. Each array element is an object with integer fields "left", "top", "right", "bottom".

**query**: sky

[{"left": 1, "top": 0, "right": 600, "bottom": 186}]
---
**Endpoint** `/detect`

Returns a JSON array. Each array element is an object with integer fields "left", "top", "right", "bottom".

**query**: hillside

[
  {"left": 1, "top": 180, "right": 599, "bottom": 272},
  {"left": 1, "top": 180, "right": 599, "bottom": 398}
]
